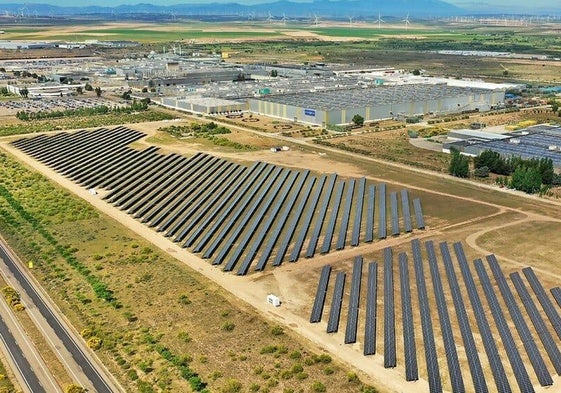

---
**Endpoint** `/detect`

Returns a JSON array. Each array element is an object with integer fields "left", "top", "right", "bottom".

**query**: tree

[
  {"left": 84, "top": 83, "right": 93, "bottom": 91},
  {"left": 94, "top": 87, "right": 102, "bottom": 97},
  {"left": 270, "top": 69, "right": 278, "bottom": 77},
  {"left": 141, "top": 87, "right": 148, "bottom": 93},
  {"left": 19, "top": 87, "right": 29, "bottom": 98},
  {"left": 412, "top": 69, "right": 421, "bottom": 76},
  {"left": 510, "top": 166, "right": 542, "bottom": 193},
  {"left": 121, "top": 90, "right": 132, "bottom": 100},
  {"left": 352, "top": 114, "right": 364, "bottom": 127},
  {"left": 448, "top": 148, "right": 470, "bottom": 178},
  {"left": 76, "top": 86, "right": 83, "bottom": 94}
]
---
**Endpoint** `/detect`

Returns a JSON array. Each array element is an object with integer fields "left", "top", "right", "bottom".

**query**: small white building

[{"left": 267, "top": 294, "right": 281, "bottom": 307}]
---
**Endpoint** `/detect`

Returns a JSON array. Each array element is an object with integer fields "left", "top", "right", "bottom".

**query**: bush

[
  {"left": 222, "top": 379, "right": 242, "bottom": 393},
  {"left": 87, "top": 337, "right": 102, "bottom": 350},
  {"left": 347, "top": 372, "right": 360, "bottom": 384},
  {"left": 64, "top": 385, "right": 86, "bottom": 393},
  {"left": 473, "top": 166, "right": 490, "bottom": 178},
  {"left": 221, "top": 321, "right": 235, "bottom": 332},
  {"left": 270, "top": 325, "right": 284, "bottom": 336},
  {"left": 311, "top": 381, "right": 326, "bottom": 392},
  {"left": 289, "top": 351, "right": 301, "bottom": 359}
]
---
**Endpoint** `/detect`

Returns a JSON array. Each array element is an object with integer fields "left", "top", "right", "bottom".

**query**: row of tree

[
  {"left": 16, "top": 100, "right": 150, "bottom": 121},
  {"left": 449, "top": 148, "right": 556, "bottom": 194}
]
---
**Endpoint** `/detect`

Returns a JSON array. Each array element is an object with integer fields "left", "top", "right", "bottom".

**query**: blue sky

[{"left": 0, "top": 0, "right": 552, "bottom": 11}]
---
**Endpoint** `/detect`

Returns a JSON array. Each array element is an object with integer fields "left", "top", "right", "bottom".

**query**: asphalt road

[
  {"left": 0, "top": 307, "right": 46, "bottom": 393},
  {"left": 0, "top": 241, "right": 118, "bottom": 393}
]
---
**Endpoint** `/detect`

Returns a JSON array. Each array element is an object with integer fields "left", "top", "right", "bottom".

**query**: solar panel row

[
  {"left": 336, "top": 179, "right": 356, "bottom": 250},
  {"left": 320, "top": 181, "right": 345, "bottom": 254},
  {"left": 383, "top": 247, "right": 396, "bottom": 368},
  {"left": 13, "top": 128, "right": 425, "bottom": 274},
  {"left": 327, "top": 271, "right": 346, "bottom": 333},
  {"left": 551, "top": 287, "right": 561, "bottom": 309},
  {"left": 305, "top": 174, "right": 337, "bottom": 258},
  {"left": 232, "top": 170, "right": 297, "bottom": 275},
  {"left": 425, "top": 241, "right": 465, "bottom": 393},
  {"left": 364, "top": 185, "right": 376, "bottom": 243},
  {"left": 475, "top": 259, "right": 534, "bottom": 393},
  {"left": 401, "top": 189, "right": 413, "bottom": 233},
  {"left": 440, "top": 242, "right": 486, "bottom": 393},
  {"left": 363, "top": 262, "right": 378, "bottom": 356},
  {"left": 273, "top": 176, "right": 318, "bottom": 266},
  {"left": 378, "top": 184, "right": 387, "bottom": 239},
  {"left": 413, "top": 198, "right": 425, "bottom": 229},
  {"left": 452, "top": 244, "right": 511, "bottom": 393},
  {"left": 486, "top": 255, "right": 552, "bottom": 387},
  {"left": 390, "top": 192, "right": 400, "bottom": 236},
  {"left": 310, "top": 265, "right": 332, "bottom": 323},
  {"left": 288, "top": 175, "right": 327, "bottom": 262},
  {"left": 411, "top": 240, "right": 442, "bottom": 393},
  {"left": 398, "top": 253, "right": 418, "bottom": 381},
  {"left": 255, "top": 171, "right": 310, "bottom": 271},
  {"left": 213, "top": 167, "right": 286, "bottom": 266},
  {"left": 182, "top": 162, "right": 265, "bottom": 248},
  {"left": 344, "top": 257, "right": 363, "bottom": 344},
  {"left": 350, "top": 178, "right": 366, "bottom": 246},
  {"left": 523, "top": 267, "right": 561, "bottom": 340},
  {"left": 512, "top": 273, "right": 561, "bottom": 376}
]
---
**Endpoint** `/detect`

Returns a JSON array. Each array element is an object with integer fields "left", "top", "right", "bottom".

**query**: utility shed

[{"left": 267, "top": 294, "right": 281, "bottom": 307}]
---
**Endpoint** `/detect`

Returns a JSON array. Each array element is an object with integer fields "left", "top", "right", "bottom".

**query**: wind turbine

[
  {"left": 348, "top": 15, "right": 354, "bottom": 27},
  {"left": 281, "top": 13, "right": 288, "bottom": 26},
  {"left": 313, "top": 13, "right": 320, "bottom": 26},
  {"left": 267, "top": 11, "right": 274, "bottom": 24},
  {"left": 375, "top": 12, "right": 384, "bottom": 28},
  {"left": 403, "top": 13, "right": 411, "bottom": 29}
]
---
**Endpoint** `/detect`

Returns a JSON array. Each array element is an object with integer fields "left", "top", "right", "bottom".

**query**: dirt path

[{"left": 465, "top": 211, "right": 561, "bottom": 280}]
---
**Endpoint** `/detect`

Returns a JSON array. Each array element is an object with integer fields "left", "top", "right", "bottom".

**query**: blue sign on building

[{"left": 304, "top": 109, "right": 316, "bottom": 116}]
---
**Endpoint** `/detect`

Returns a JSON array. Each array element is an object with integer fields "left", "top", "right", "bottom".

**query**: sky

[{"left": 0, "top": 0, "right": 553, "bottom": 12}]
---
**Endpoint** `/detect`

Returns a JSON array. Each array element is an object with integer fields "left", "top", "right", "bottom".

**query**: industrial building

[
  {"left": 248, "top": 83, "right": 505, "bottom": 126},
  {"left": 160, "top": 96, "right": 246, "bottom": 114},
  {"left": 463, "top": 125, "right": 561, "bottom": 167}
]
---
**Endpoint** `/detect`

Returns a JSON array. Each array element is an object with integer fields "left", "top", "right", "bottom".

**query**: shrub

[
  {"left": 311, "top": 381, "right": 326, "bottom": 392},
  {"left": 295, "top": 372, "right": 308, "bottom": 380},
  {"left": 289, "top": 351, "right": 301, "bottom": 359},
  {"left": 473, "top": 166, "right": 490, "bottom": 178},
  {"left": 221, "top": 379, "right": 242, "bottom": 393},
  {"left": 249, "top": 383, "right": 261, "bottom": 392},
  {"left": 87, "top": 336, "right": 102, "bottom": 350},
  {"left": 270, "top": 325, "right": 284, "bottom": 336},
  {"left": 127, "top": 369, "right": 139, "bottom": 381},
  {"left": 221, "top": 321, "right": 235, "bottom": 332},
  {"left": 347, "top": 372, "right": 360, "bottom": 384},
  {"left": 64, "top": 385, "right": 86, "bottom": 393}
]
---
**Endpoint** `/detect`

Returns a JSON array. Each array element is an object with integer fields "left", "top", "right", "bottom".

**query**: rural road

[{"left": 0, "top": 239, "right": 123, "bottom": 393}]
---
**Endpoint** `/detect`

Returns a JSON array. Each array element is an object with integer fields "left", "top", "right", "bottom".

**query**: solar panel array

[
  {"left": 309, "top": 239, "right": 561, "bottom": 393},
  {"left": 13, "top": 126, "right": 426, "bottom": 275}
]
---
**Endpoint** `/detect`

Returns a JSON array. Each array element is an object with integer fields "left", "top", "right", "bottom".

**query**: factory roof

[{"left": 252, "top": 83, "right": 499, "bottom": 111}]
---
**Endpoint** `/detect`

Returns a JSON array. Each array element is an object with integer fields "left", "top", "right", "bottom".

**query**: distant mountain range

[
  {"left": 0, "top": 0, "right": 462, "bottom": 19},
  {"left": 0, "top": 0, "right": 560, "bottom": 19}
]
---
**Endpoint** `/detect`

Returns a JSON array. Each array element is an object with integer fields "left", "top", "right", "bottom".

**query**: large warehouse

[{"left": 248, "top": 83, "right": 505, "bottom": 126}]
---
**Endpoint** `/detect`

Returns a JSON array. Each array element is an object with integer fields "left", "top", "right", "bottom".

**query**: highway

[
  {"left": 0, "top": 240, "right": 121, "bottom": 393},
  {"left": 0, "top": 299, "right": 48, "bottom": 393}
]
